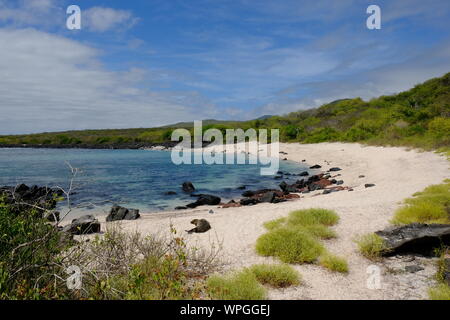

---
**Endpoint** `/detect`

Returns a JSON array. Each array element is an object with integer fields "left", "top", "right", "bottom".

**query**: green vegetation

[
  {"left": 1, "top": 72, "right": 448, "bottom": 150},
  {"left": 355, "top": 233, "right": 386, "bottom": 261},
  {"left": 256, "top": 227, "right": 325, "bottom": 263},
  {"left": 0, "top": 197, "right": 70, "bottom": 299},
  {"left": 391, "top": 180, "right": 450, "bottom": 225},
  {"left": 256, "top": 208, "right": 348, "bottom": 273},
  {"left": 206, "top": 270, "right": 267, "bottom": 300},
  {"left": 206, "top": 263, "right": 301, "bottom": 299},
  {"left": 428, "top": 248, "right": 450, "bottom": 300},
  {"left": 429, "top": 284, "right": 450, "bottom": 300},
  {"left": 318, "top": 254, "right": 349, "bottom": 274},
  {"left": 0, "top": 196, "right": 219, "bottom": 300},
  {"left": 248, "top": 264, "right": 301, "bottom": 288}
]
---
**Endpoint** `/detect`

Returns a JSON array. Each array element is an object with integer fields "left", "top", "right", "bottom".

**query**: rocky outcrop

[
  {"left": 186, "top": 194, "right": 221, "bottom": 208},
  {"left": 62, "top": 215, "right": 101, "bottom": 235},
  {"left": 106, "top": 205, "right": 140, "bottom": 222},
  {"left": 375, "top": 223, "right": 450, "bottom": 256},
  {"left": 0, "top": 184, "right": 63, "bottom": 214}
]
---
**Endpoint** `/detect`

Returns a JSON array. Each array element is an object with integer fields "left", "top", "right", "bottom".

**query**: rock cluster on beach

[
  {"left": 0, "top": 183, "right": 63, "bottom": 216},
  {"left": 173, "top": 167, "right": 353, "bottom": 210},
  {"left": 62, "top": 215, "right": 101, "bottom": 235},
  {"left": 106, "top": 205, "right": 141, "bottom": 222},
  {"left": 223, "top": 171, "right": 350, "bottom": 208}
]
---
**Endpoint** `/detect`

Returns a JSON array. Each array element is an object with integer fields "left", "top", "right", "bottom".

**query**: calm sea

[{"left": 0, "top": 148, "right": 310, "bottom": 219}]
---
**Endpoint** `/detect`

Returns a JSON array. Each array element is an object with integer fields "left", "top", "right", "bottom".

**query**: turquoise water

[{"left": 0, "top": 148, "right": 309, "bottom": 218}]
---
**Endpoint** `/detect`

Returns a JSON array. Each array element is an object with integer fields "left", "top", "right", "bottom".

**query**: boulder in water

[{"left": 182, "top": 182, "right": 196, "bottom": 193}]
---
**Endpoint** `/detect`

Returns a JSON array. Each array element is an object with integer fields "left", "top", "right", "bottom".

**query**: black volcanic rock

[
  {"left": 182, "top": 182, "right": 196, "bottom": 193},
  {"left": 375, "top": 223, "right": 450, "bottom": 256},
  {"left": 63, "top": 215, "right": 101, "bottom": 235},
  {"left": 106, "top": 205, "right": 140, "bottom": 222}
]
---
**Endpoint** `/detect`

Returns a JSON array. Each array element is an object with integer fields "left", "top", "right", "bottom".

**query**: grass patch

[
  {"left": 391, "top": 180, "right": 450, "bottom": 225},
  {"left": 355, "top": 233, "right": 386, "bottom": 261},
  {"left": 302, "top": 225, "right": 338, "bottom": 240},
  {"left": 256, "top": 208, "right": 347, "bottom": 272},
  {"left": 248, "top": 264, "right": 301, "bottom": 287},
  {"left": 256, "top": 227, "right": 325, "bottom": 264},
  {"left": 429, "top": 284, "right": 450, "bottom": 300},
  {"left": 287, "top": 209, "right": 340, "bottom": 227},
  {"left": 318, "top": 254, "right": 349, "bottom": 273},
  {"left": 206, "top": 270, "right": 266, "bottom": 300}
]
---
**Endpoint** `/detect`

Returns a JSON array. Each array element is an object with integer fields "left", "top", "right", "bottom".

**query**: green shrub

[
  {"left": 0, "top": 198, "right": 70, "bottom": 299},
  {"left": 256, "top": 228, "right": 324, "bottom": 264},
  {"left": 429, "top": 284, "right": 450, "bottom": 300},
  {"left": 206, "top": 270, "right": 266, "bottom": 300},
  {"left": 248, "top": 264, "right": 301, "bottom": 287},
  {"left": 256, "top": 209, "right": 346, "bottom": 270},
  {"left": 63, "top": 225, "right": 218, "bottom": 300},
  {"left": 391, "top": 181, "right": 450, "bottom": 224},
  {"left": 318, "top": 254, "right": 349, "bottom": 273},
  {"left": 355, "top": 233, "right": 386, "bottom": 260},
  {"left": 301, "top": 225, "right": 337, "bottom": 239},
  {"left": 287, "top": 209, "right": 340, "bottom": 227}
]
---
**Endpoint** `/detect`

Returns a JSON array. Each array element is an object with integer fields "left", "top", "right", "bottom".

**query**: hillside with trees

[{"left": 0, "top": 72, "right": 449, "bottom": 151}]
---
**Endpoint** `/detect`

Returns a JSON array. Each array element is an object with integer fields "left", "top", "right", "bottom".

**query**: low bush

[
  {"left": 248, "top": 264, "right": 301, "bottom": 287},
  {"left": 318, "top": 254, "right": 349, "bottom": 273},
  {"left": 391, "top": 180, "right": 450, "bottom": 224},
  {"left": 428, "top": 284, "right": 450, "bottom": 300},
  {"left": 256, "top": 208, "right": 347, "bottom": 272},
  {"left": 206, "top": 270, "right": 266, "bottom": 300},
  {"left": 355, "top": 233, "right": 386, "bottom": 261},
  {"left": 256, "top": 227, "right": 324, "bottom": 264}
]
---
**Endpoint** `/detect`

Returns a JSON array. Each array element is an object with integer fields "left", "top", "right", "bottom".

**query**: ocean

[{"left": 0, "top": 148, "right": 310, "bottom": 219}]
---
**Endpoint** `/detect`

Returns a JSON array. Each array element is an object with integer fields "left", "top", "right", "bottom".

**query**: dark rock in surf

[
  {"left": 186, "top": 194, "right": 221, "bottom": 208},
  {"left": 182, "top": 182, "right": 196, "bottom": 193},
  {"left": 242, "top": 190, "right": 255, "bottom": 197},
  {"left": 329, "top": 167, "right": 342, "bottom": 172},
  {"left": 310, "top": 164, "right": 322, "bottom": 169}
]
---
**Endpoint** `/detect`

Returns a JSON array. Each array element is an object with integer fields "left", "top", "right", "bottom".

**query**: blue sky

[{"left": 0, "top": 0, "right": 449, "bottom": 134}]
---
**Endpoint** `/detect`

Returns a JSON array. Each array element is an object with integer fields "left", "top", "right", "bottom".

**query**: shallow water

[{"left": 0, "top": 148, "right": 310, "bottom": 219}]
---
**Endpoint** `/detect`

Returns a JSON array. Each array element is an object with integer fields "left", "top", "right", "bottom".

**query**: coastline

[{"left": 101, "top": 142, "right": 449, "bottom": 300}]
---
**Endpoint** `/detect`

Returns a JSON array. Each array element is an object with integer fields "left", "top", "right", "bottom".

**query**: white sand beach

[{"left": 100, "top": 142, "right": 449, "bottom": 300}]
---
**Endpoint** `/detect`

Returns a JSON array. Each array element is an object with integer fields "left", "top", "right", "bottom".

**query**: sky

[{"left": 0, "top": 0, "right": 449, "bottom": 134}]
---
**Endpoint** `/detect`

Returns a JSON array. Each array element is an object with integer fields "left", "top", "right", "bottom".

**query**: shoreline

[{"left": 103, "top": 142, "right": 449, "bottom": 300}]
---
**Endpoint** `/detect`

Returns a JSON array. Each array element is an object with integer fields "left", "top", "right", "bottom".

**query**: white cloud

[
  {"left": 0, "top": 28, "right": 218, "bottom": 134},
  {"left": 254, "top": 41, "right": 450, "bottom": 117},
  {"left": 83, "top": 7, "right": 139, "bottom": 32},
  {"left": 0, "top": 0, "right": 60, "bottom": 27}
]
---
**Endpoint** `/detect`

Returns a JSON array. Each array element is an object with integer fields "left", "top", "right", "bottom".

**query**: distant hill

[
  {"left": 159, "top": 119, "right": 238, "bottom": 128},
  {"left": 0, "top": 72, "right": 449, "bottom": 150},
  {"left": 255, "top": 115, "right": 274, "bottom": 120}
]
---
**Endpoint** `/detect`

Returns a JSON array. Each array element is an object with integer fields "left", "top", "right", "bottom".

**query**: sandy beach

[{"left": 99, "top": 142, "right": 449, "bottom": 300}]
